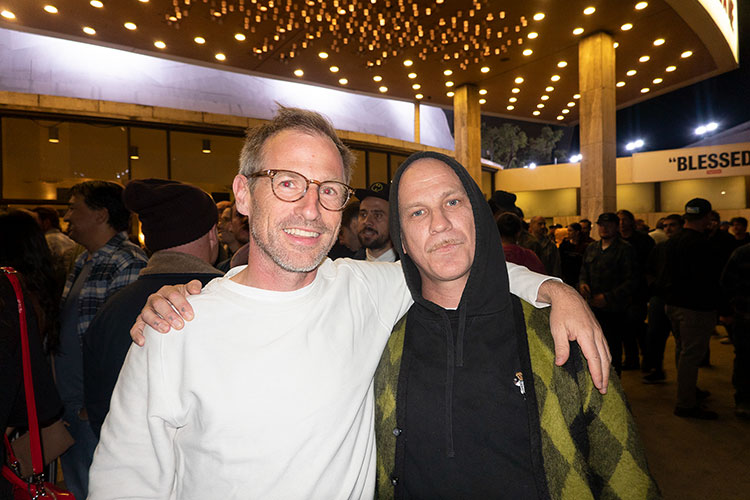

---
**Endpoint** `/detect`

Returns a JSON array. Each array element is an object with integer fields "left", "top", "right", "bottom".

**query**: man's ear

[
  {"left": 94, "top": 207, "right": 109, "bottom": 226},
  {"left": 232, "top": 175, "right": 252, "bottom": 217},
  {"left": 401, "top": 232, "right": 407, "bottom": 255}
]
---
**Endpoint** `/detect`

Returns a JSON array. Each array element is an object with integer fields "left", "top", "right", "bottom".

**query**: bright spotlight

[
  {"left": 626, "top": 139, "right": 645, "bottom": 152},
  {"left": 695, "top": 122, "right": 719, "bottom": 135},
  {"left": 706, "top": 122, "right": 718, "bottom": 132}
]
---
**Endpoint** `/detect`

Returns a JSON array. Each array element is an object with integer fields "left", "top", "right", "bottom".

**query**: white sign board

[{"left": 631, "top": 142, "right": 750, "bottom": 183}]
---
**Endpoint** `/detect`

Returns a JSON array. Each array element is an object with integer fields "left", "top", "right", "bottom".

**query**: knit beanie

[{"left": 123, "top": 179, "right": 218, "bottom": 251}]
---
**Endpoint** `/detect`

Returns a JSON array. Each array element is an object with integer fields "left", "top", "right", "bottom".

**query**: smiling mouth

[{"left": 284, "top": 228, "right": 321, "bottom": 238}]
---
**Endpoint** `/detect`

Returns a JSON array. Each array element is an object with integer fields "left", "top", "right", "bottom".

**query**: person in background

[
  {"left": 579, "top": 218, "right": 595, "bottom": 245},
  {"left": 56, "top": 180, "right": 148, "bottom": 500},
  {"left": 327, "top": 201, "right": 361, "bottom": 259},
  {"left": 730, "top": 216, "right": 750, "bottom": 249},
  {"left": 214, "top": 200, "right": 233, "bottom": 264},
  {"left": 354, "top": 182, "right": 397, "bottom": 262},
  {"left": 559, "top": 222, "right": 589, "bottom": 288},
  {"left": 497, "top": 212, "right": 545, "bottom": 274},
  {"left": 721, "top": 242, "right": 750, "bottom": 419},
  {"left": 649, "top": 218, "right": 668, "bottom": 244},
  {"left": 529, "top": 216, "right": 562, "bottom": 278}
]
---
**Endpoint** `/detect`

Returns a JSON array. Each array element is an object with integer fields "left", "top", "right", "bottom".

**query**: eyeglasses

[{"left": 249, "top": 169, "right": 354, "bottom": 212}]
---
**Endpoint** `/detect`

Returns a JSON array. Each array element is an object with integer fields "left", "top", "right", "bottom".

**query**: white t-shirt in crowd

[{"left": 88, "top": 259, "right": 549, "bottom": 500}]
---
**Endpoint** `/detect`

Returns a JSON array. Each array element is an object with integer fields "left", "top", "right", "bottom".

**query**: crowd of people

[{"left": 0, "top": 105, "right": 747, "bottom": 498}]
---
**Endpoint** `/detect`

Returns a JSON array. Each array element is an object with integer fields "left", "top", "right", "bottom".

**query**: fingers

[
  {"left": 130, "top": 314, "right": 147, "bottom": 347},
  {"left": 550, "top": 324, "right": 572, "bottom": 366},
  {"left": 595, "top": 328, "right": 612, "bottom": 394},
  {"left": 577, "top": 328, "right": 605, "bottom": 393},
  {"left": 186, "top": 280, "right": 202, "bottom": 296}
]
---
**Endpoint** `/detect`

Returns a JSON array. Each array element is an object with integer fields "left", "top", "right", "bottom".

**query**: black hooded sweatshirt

[{"left": 387, "top": 151, "right": 548, "bottom": 499}]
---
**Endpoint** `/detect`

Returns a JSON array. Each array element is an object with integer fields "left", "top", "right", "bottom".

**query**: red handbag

[{"left": 1, "top": 267, "right": 76, "bottom": 500}]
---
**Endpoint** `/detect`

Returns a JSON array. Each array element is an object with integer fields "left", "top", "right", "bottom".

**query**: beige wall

[
  {"left": 660, "top": 176, "right": 746, "bottom": 212},
  {"left": 515, "top": 188, "right": 578, "bottom": 218},
  {"left": 617, "top": 183, "right": 656, "bottom": 213}
]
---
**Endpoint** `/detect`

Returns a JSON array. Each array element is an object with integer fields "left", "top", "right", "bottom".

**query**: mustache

[{"left": 427, "top": 238, "right": 463, "bottom": 253}]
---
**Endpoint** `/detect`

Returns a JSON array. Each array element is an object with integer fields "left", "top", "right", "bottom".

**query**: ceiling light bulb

[
  {"left": 83, "top": 26, "right": 96, "bottom": 35},
  {"left": 537, "top": 103, "right": 545, "bottom": 108},
  {"left": 533, "top": 110, "right": 541, "bottom": 116},
  {"left": 527, "top": 32, "right": 538, "bottom": 39},
  {"left": 294, "top": 69, "right": 304, "bottom": 77},
  {"left": 573, "top": 28, "right": 584, "bottom": 35},
  {"left": 557, "top": 61, "right": 568, "bottom": 68},
  {"left": 641, "top": 87, "right": 650, "bottom": 93},
  {"left": 573, "top": 94, "right": 581, "bottom": 99},
  {"left": 319, "top": 52, "right": 328, "bottom": 59},
  {"left": 414, "top": 93, "right": 423, "bottom": 100},
  {"left": 567, "top": 102, "right": 576, "bottom": 107},
  {"left": 546, "top": 86, "right": 554, "bottom": 92},
  {"left": 512, "top": 88, "right": 520, "bottom": 93},
  {"left": 215, "top": 53, "right": 226, "bottom": 61},
  {"left": 90, "top": 0, "right": 103, "bottom": 7},
  {"left": 194, "top": 36, "right": 206, "bottom": 44},
  {"left": 562, "top": 109, "right": 570, "bottom": 114},
  {"left": 533, "top": 13, "right": 545, "bottom": 21},
  {"left": 445, "top": 81, "right": 454, "bottom": 87},
  {"left": 653, "top": 38, "right": 665, "bottom": 46},
  {"left": 411, "top": 84, "right": 421, "bottom": 90},
  {"left": 330, "top": 66, "right": 340, "bottom": 72},
  {"left": 621, "top": 23, "right": 633, "bottom": 31},
  {"left": 373, "top": 75, "right": 383, "bottom": 82},
  {"left": 653, "top": 77, "right": 663, "bottom": 84},
  {"left": 626, "top": 69, "right": 637, "bottom": 76},
  {"left": 444, "top": 69, "right": 453, "bottom": 76},
  {"left": 507, "top": 105, "right": 515, "bottom": 110},
  {"left": 481, "top": 66, "right": 490, "bottom": 73},
  {"left": 44, "top": 5, "right": 59, "bottom": 14},
  {"left": 447, "top": 91, "right": 455, "bottom": 97},
  {"left": 583, "top": 7, "right": 596, "bottom": 15},
  {"left": 639, "top": 55, "right": 650, "bottom": 62},
  {"left": 514, "top": 76, "right": 524, "bottom": 84},
  {"left": 616, "top": 81, "right": 626, "bottom": 87},
  {"left": 614, "top": 42, "right": 620, "bottom": 48},
  {"left": 403, "top": 59, "right": 413, "bottom": 67},
  {"left": 557, "top": 116, "right": 565, "bottom": 120},
  {"left": 1, "top": 9, "right": 17, "bottom": 19},
  {"left": 124, "top": 22, "right": 137, "bottom": 30},
  {"left": 339, "top": 78, "right": 348, "bottom": 85},
  {"left": 479, "top": 99, "right": 486, "bottom": 104},
  {"left": 479, "top": 89, "right": 488, "bottom": 95},
  {"left": 522, "top": 49, "right": 533, "bottom": 56},
  {"left": 235, "top": 33, "right": 246, "bottom": 41},
  {"left": 551, "top": 75, "right": 561, "bottom": 81},
  {"left": 509, "top": 97, "right": 517, "bottom": 103},
  {"left": 666, "top": 65, "right": 677, "bottom": 72},
  {"left": 541, "top": 95, "right": 549, "bottom": 101},
  {"left": 408, "top": 72, "right": 417, "bottom": 79},
  {"left": 635, "top": 2, "right": 648, "bottom": 10},
  {"left": 681, "top": 50, "right": 693, "bottom": 58},
  {"left": 379, "top": 86, "right": 388, "bottom": 93},
  {"left": 154, "top": 40, "right": 166, "bottom": 49}
]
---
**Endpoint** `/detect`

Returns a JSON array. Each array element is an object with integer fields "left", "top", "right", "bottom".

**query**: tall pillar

[
  {"left": 453, "top": 84, "right": 482, "bottom": 183},
  {"left": 414, "top": 101, "right": 421, "bottom": 143},
  {"left": 579, "top": 32, "right": 617, "bottom": 225}
]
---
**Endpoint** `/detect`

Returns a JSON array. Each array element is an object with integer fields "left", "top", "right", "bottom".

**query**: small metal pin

[{"left": 514, "top": 371, "right": 526, "bottom": 395}]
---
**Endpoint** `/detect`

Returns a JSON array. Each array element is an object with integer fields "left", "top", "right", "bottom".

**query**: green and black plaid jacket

[{"left": 374, "top": 300, "right": 660, "bottom": 500}]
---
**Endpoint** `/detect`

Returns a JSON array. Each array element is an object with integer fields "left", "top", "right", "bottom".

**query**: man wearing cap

[
  {"left": 579, "top": 212, "right": 638, "bottom": 374},
  {"left": 83, "top": 179, "right": 223, "bottom": 438},
  {"left": 354, "top": 181, "right": 398, "bottom": 262},
  {"left": 659, "top": 198, "right": 722, "bottom": 419}
]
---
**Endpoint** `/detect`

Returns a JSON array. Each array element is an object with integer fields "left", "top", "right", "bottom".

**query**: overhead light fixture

[
  {"left": 480, "top": 66, "right": 490, "bottom": 73},
  {"left": 202, "top": 140, "right": 212, "bottom": 154},
  {"left": 1, "top": 10, "right": 16, "bottom": 20},
  {"left": 616, "top": 81, "right": 626, "bottom": 87},
  {"left": 681, "top": 50, "right": 693, "bottom": 58},
  {"left": 639, "top": 55, "right": 650, "bottom": 62},
  {"left": 83, "top": 26, "right": 96, "bottom": 35},
  {"left": 512, "top": 88, "right": 521, "bottom": 93},
  {"left": 557, "top": 61, "right": 568, "bottom": 68},
  {"left": 653, "top": 77, "right": 663, "bottom": 84},
  {"left": 194, "top": 36, "right": 206, "bottom": 44},
  {"left": 551, "top": 75, "right": 561, "bottom": 81},
  {"left": 509, "top": 97, "right": 517, "bottom": 103},
  {"left": 537, "top": 103, "right": 545, "bottom": 108},
  {"left": 514, "top": 76, "right": 524, "bottom": 84},
  {"left": 373, "top": 75, "right": 383, "bottom": 82},
  {"left": 294, "top": 69, "right": 304, "bottom": 77},
  {"left": 627, "top": 69, "right": 637, "bottom": 76},
  {"left": 235, "top": 33, "right": 246, "bottom": 41},
  {"left": 44, "top": 5, "right": 59, "bottom": 14},
  {"left": 635, "top": 2, "right": 648, "bottom": 10},
  {"left": 124, "top": 22, "right": 137, "bottom": 30},
  {"left": 522, "top": 49, "right": 533, "bottom": 56},
  {"left": 445, "top": 81, "right": 454, "bottom": 87},
  {"left": 533, "top": 110, "right": 541, "bottom": 116},
  {"left": 129, "top": 146, "right": 140, "bottom": 160},
  {"left": 573, "top": 94, "right": 581, "bottom": 99},
  {"left": 533, "top": 13, "right": 545, "bottom": 21},
  {"left": 546, "top": 86, "right": 555, "bottom": 92},
  {"left": 318, "top": 51, "right": 329, "bottom": 59},
  {"left": 48, "top": 127, "right": 60, "bottom": 144},
  {"left": 412, "top": 83, "right": 421, "bottom": 90},
  {"left": 90, "top": 0, "right": 103, "bottom": 7},
  {"left": 479, "top": 89, "right": 488, "bottom": 95},
  {"left": 695, "top": 122, "right": 719, "bottom": 135},
  {"left": 614, "top": 42, "right": 620, "bottom": 48},
  {"left": 573, "top": 28, "right": 584, "bottom": 35},
  {"left": 507, "top": 105, "right": 515, "bottom": 111},
  {"left": 527, "top": 32, "right": 538, "bottom": 39},
  {"left": 653, "top": 38, "right": 665, "bottom": 46},
  {"left": 583, "top": 7, "right": 596, "bottom": 15},
  {"left": 626, "top": 139, "right": 645, "bottom": 151},
  {"left": 557, "top": 116, "right": 565, "bottom": 121},
  {"left": 444, "top": 69, "right": 453, "bottom": 76},
  {"left": 379, "top": 86, "right": 388, "bottom": 93},
  {"left": 338, "top": 78, "right": 348, "bottom": 85},
  {"left": 621, "top": 23, "right": 633, "bottom": 31},
  {"left": 447, "top": 91, "right": 455, "bottom": 97},
  {"left": 541, "top": 95, "right": 549, "bottom": 101},
  {"left": 330, "top": 66, "right": 340, "bottom": 72},
  {"left": 408, "top": 72, "right": 417, "bottom": 79},
  {"left": 403, "top": 59, "right": 413, "bottom": 67},
  {"left": 215, "top": 53, "right": 226, "bottom": 61},
  {"left": 666, "top": 65, "right": 677, "bottom": 72},
  {"left": 567, "top": 102, "right": 576, "bottom": 107},
  {"left": 154, "top": 40, "right": 166, "bottom": 49},
  {"left": 562, "top": 109, "right": 570, "bottom": 114},
  {"left": 640, "top": 87, "right": 650, "bottom": 93},
  {"left": 479, "top": 98, "right": 486, "bottom": 104},
  {"left": 415, "top": 93, "right": 423, "bottom": 99}
]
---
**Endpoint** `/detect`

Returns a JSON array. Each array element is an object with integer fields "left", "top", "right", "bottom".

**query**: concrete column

[
  {"left": 579, "top": 32, "right": 617, "bottom": 225},
  {"left": 414, "top": 101, "right": 421, "bottom": 143},
  {"left": 453, "top": 84, "right": 482, "bottom": 183}
]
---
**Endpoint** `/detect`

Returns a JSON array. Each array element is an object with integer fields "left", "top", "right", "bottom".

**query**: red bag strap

[{"left": 1, "top": 267, "right": 44, "bottom": 476}]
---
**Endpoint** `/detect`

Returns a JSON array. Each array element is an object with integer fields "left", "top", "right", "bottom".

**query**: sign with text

[{"left": 631, "top": 142, "right": 750, "bottom": 183}]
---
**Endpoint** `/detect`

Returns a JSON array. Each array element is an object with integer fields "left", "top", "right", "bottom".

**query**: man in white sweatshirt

[{"left": 89, "top": 107, "right": 609, "bottom": 500}]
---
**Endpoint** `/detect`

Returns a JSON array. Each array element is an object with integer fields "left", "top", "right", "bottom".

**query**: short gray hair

[{"left": 239, "top": 106, "right": 355, "bottom": 186}]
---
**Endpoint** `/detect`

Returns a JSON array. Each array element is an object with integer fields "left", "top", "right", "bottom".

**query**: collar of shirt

[{"left": 366, "top": 247, "right": 397, "bottom": 262}]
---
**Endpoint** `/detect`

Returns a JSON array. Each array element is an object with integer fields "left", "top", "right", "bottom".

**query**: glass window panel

[
  {"left": 170, "top": 131, "right": 243, "bottom": 197},
  {"left": 368, "top": 151, "right": 388, "bottom": 185},
  {"left": 350, "top": 149, "right": 367, "bottom": 189},
  {"left": 129, "top": 127, "right": 167, "bottom": 180}
]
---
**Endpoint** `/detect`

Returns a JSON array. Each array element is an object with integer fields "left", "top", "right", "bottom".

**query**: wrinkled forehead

[{"left": 398, "top": 158, "right": 469, "bottom": 204}]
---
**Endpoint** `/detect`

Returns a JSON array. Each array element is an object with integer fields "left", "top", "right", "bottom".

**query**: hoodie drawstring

[{"left": 444, "top": 320, "right": 456, "bottom": 458}]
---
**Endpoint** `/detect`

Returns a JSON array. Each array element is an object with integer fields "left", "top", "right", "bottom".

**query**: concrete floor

[{"left": 620, "top": 333, "right": 750, "bottom": 500}]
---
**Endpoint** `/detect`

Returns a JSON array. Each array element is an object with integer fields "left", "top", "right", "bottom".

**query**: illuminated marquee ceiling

[{"left": 0, "top": 0, "right": 736, "bottom": 124}]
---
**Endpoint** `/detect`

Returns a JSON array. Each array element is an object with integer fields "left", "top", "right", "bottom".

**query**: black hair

[
  {"left": 568, "top": 222, "right": 582, "bottom": 232},
  {"left": 341, "top": 201, "right": 360, "bottom": 227},
  {"left": 69, "top": 180, "right": 131, "bottom": 232},
  {"left": 730, "top": 216, "right": 748, "bottom": 228},
  {"left": 497, "top": 212, "right": 522, "bottom": 238},
  {"left": 616, "top": 209, "right": 635, "bottom": 221},
  {"left": 32, "top": 206, "right": 62, "bottom": 230}
]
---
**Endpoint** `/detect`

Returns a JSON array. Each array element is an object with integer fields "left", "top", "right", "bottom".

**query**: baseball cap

[
  {"left": 684, "top": 198, "right": 712, "bottom": 219},
  {"left": 355, "top": 181, "right": 389, "bottom": 202},
  {"left": 596, "top": 212, "right": 619, "bottom": 225}
]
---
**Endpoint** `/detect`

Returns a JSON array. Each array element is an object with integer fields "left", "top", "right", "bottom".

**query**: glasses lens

[
  {"left": 318, "top": 181, "right": 350, "bottom": 211},
  {"left": 271, "top": 171, "right": 306, "bottom": 202}
]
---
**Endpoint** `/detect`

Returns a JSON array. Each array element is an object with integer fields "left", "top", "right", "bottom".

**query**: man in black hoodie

[{"left": 375, "top": 152, "right": 658, "bottom": 499}]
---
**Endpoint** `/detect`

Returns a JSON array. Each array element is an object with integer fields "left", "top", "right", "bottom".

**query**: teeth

[{"left": 285, "top": 228, "right": 320, "bottom": 238}]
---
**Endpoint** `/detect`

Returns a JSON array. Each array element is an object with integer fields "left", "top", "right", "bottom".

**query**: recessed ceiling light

[
  {"left": 154, "top": 40, "right": 166, "bottom": 49},
  {"left": 507, "top": 105, "right": 515, "bottom": 111},
  {"left": 339, "top": 78, "right": 348, "bottom": 85},
  {"left": 681, "top": 50, "right": 693, "bottom": 58},
  {"left": 403, "top": 59, "right": 413, "bottom": 67},
  {"left": 124, "top": 22, "right": 137, "bottom": 30},
  {"left": 447, "top": 91, "right": 455, "bottom": 97},
  {"left": 194, "top": 36, "right": 206, "bottom": 44},
  {"left": 653, "top": 77, "right": 663, "bottom": 84},
  {"left": 479, "top": 89, "right": 488, "bottom": 95},
  {"left": 379, "top": 86, "right": 388, "bottom": 93},
  {"left": 512, "top": 87, "right": 521, "bottom": 93},
  {"left": 562, "top": 109, "right": 570, "bottom": 114},
  {"left": 621, "top": 23, "right": 633, "bottom": 31},
  {"left": 139, "top": 0, "right": 149, "bottom": 3},
  {"left": 546, "top": 86, "right": 555, "bottom": 92},
  {"left": 44, "top": 5, "right": 58, "bottom": 14},
  {"left": 528, "top": 32, "right": 538, "bottom": 39},
  {"left": 408, "top": 72, "right": 417, "bottom": 79},
  {"left": 541, "top": 95, "right": 550, "bottom": 101},
  {"left": 641, "top": 87, "right": 650, "bottom": 93},
  {"left": 83, "top": 26, "right": 96, "bottom": 35},
  {"left": 522, "top": 49, "right": 533, "bottom": 56},
  {"left": 1, "top": 9, "right": 16, "bottom": 19},
  {"left": 318, "top": 51, "right": 328, "bottom": 59},
  {"left": 616, "top": 81, "right": 626, "bottom": 87},
  {"left": 639, "top": 55, "right": 650, "bottom": 62},
  {"left": 373, "top": 75, "right": 383, "bottom": 82},
  {"left": 168, "top": 15, "right": 177, "bottom": 21},
  {"left": 445, "top": 81, "right": 454, "bottom": 87},
  {"left": 666, "top": 65, "right": 677, "bottom": 72},
  {"left": 557, "top": 61, "right": 568, "bottom": 68},
  {"left": 294, "top": 69, "right": 304, "bottom": 77},
  {"left": 583, "top": 7, "right": 596, "bottom": 15},
  {"left": 415, "top": 93, "right": 423, "bottom": 99},
  {"left": 411, "top": 84, "right": 421, "bottom": 90},
  {"left": 537, "top": 103, "right": 545, "bottom": 108},
  {"left": 444, "top": 69, "right": 453, "bottom": 76},
  {"left": 627, "top": 69, "right": 637, "bottom": 76},
  {"left": 514, "top": 76, "right": 524, "bottom": 84},
  {"left": 533, "top": 110, "right": 541, "bottom": 116},
  {"left": 653, "top": 38, "right": 665, "bottom": 46},
  {"left": 567, "top": 102, "right": 576, "bottom": 107},
  {"left": 235, "top": 33, "right": 246, "bottom": 41},
  {"left": 551, "top": 75, "right": 561, "bottom": 81},
  {"left": 573, "top": 94, "right": 581, "bottom": 99},
  {"left": 330, "top": 66, "right": 340, "bottom": 72},
  {"left": 215, "top": 53, "right": 226, "bottom": 61},
  {"left": 635, "top": 2, "right": 648, "bottom": 10},
  {"left": 613, "top": 42, "right": 620, "bottom": 48},
  {"left": 90, "top": 0, "right": 103, "bottom": 7},
  {"left": 509, "top": 97, "right": 518, "bottom": 103},
  {"left": 479, "top": 98, "right": 486, "bottom": 104},
  {"left": 480, "top": 66, "right": 490, "bottom": 73},
  {"left": 557, "top": 116, "right": 565, "bottom": 120},
  {"left": 533, "top": 13, "right": 545, "bottom": 21},
  {"left": 573, "top": 28, "right": 584, "bottom": 36}
]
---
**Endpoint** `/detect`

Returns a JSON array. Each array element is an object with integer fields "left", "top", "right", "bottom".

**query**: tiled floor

[{"left": 620, "top": 333, "right": 750, "bottom": 500}]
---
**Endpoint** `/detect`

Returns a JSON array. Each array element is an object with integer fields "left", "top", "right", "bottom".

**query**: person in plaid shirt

[{"left": 55, "top": 180, "right": 147, "bottom": 500}]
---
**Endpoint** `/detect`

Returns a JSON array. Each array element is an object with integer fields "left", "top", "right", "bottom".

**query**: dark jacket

[
  {"left": 659, "top": 228, "right": 721, "bottom": 311},
  {"left": 374, "top": 151, "right": 658, "bottom": 499},
  {"left": 579, "top": 237, "right": 638, "bottom": 312},
  {"left": 82, "top": 251, "right": 222, "bottom": 437}
]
